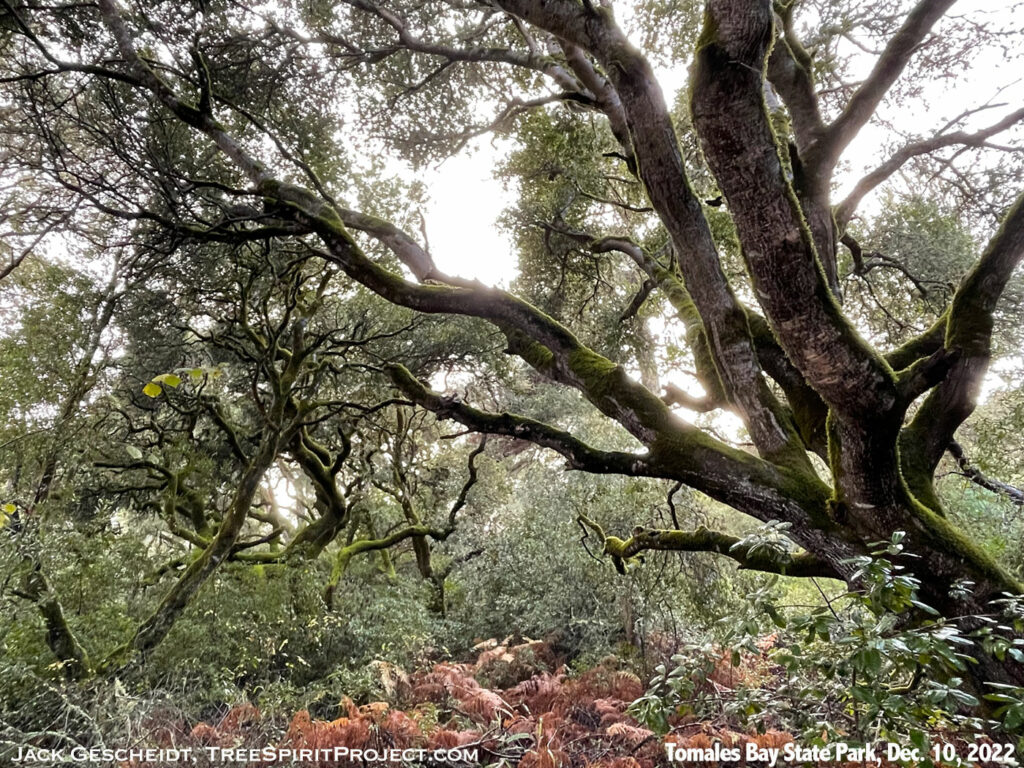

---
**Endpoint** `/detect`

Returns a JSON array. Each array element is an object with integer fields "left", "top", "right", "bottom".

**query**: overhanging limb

[{"left": 577, "top": 514, "right": 835, "bottom": 579}]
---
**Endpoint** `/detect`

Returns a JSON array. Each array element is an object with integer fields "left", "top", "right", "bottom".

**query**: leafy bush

[{"left": 631, "top": 532, "right": 1024, "bottom": 745}]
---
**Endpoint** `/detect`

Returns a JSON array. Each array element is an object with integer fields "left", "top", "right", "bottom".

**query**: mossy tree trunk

[{"left": 5, "top": 0, "right": 1024, "bottom": 699}]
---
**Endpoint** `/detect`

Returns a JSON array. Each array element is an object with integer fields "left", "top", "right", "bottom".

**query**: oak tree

[{"left": 2, "top": 0, "right": 1024, "bottom": 695}]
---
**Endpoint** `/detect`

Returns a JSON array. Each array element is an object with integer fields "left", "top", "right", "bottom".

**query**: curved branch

[
  {"left": 97, "top": 0, "right": 270, "bottom": 186},
  {"left": 386, "top": 363, "right": 660, "bottom": 477},
  {"left": 334, "top": 0, "right": 580, "bottom": 87},
  {"left": 387, "top": 363, "right": 836, "bottom": 544},
  {"left": 901, "top": 193, "right": 1024, "bottom": 503},
  {"left": 948, "top": 440, "right": 1024, "bottom": 505},
  {"left": 88, "top": 0, "right": 838, "bottom": 571},
  {"left": 837, "top": 107, "right": 1024, "bottom": 227},
  {"left": 811, "top": 0, "right": 959, "bottom": 174},
  {"left": 766, "top": 3, "right": 825, "bottom": 151},
  {"left": 446, "top": 437, "right": 487, "bottom": 529},
  {"left": 552, "top": 227, "right": 727, "bottom": 408},
  {"left": 15, "top": 568, "right": 93, "bottom": 680},
  {"left": 562, "top": 42, "right": 634, "bottom": 167},
  {"left": 577, "top": 514, "right": 835, "bottom": 578},
  {"left": 885, "top": 312, "right": 948, "bottom": 370},
  {"left": 496, "top": 0, "right": 810, "bottom": 468}
]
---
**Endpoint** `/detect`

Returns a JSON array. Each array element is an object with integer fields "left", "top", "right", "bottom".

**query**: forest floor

[{"left": 113, "top": 637, "right": 960, "bottom": 768}]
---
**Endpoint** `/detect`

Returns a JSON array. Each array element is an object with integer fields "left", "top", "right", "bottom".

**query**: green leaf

[
  {"left": 909, "top": 729, "right": 929, "bottom": 753},
  {"left": 766, "top": 604, "right": 787, "bottom": 629},
  {"left": 153, "top": 373, "right": 182, "bottom": 388},
  {"left": 850, "top": 686, "right": 878, "bottom": 705},
  {"left": 951, "top": 689, "right": 979, "bottom": 707},
  {"left": 910, "top": 599, "right": 940, "bottom": 616},
  {"left": 2, "top": 503, "right": 15, "bottom": 514},
  {"left": 1004, "top": 704, "right": 1024, "bottom": 731},
  {"left": 143, "top": 382, "right": 163, "bottom": 397}
]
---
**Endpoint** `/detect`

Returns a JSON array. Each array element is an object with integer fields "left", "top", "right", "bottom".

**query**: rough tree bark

[
  {"left": 98, "top": 0, "right": 1024, "bottom": 687},
  {"left": 3, "top": 0, "right": 1023, "bottom": 696}
]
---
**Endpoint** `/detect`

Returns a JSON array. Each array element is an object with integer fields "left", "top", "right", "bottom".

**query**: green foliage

[
  {"left": 631, "top": 532, "right": 1024, "bottom": 742},
  {"left": 1, "top": 0, "right": 1024, "bottom": 748},
  {"left": 444, "top": 449, "right": 744, "bottom": 666},
  {"left": 845, "top": 194, "right": 977, "bottom": 347}
]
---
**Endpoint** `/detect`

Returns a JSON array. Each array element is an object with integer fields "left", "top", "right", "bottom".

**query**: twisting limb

[
  {"left": 324, "top": 523, "right": 437, "bottom": 601},
  {"left": 14, "top": 567, "right": 92, "bottom": 680},
  {"left": 686, "top": 2, "right": 1024, "bottom": 628},
  {"left": 808, "top": 0, "right": 959, "bottom": 175},
  {"left": 494, "top": 0, "right": 812, "bottom": 470},
  {"left": 323, "top": 437, "right": 487, "bottom": 606},
  {"left": 662, "top": 384, "right": 718, "bottom": 413},
  {"left": 947, "top": 441, "right": 1024, "bottom": 506},
  {"left": 901, "top": 192, "right": 1024, "bottom": 510},
  {"left": 692, "top": 0, "right": 901, "bottom": 455},
  {"left": 541, "top": 224, "right": 727, "bottom": 409},
  {"left": 99, "top": 311, "right": 311, "bottom": 670},
  {"left": 94, "top": 0, "right": 689, "bottom": 457},
  {"left": 446, "top": 437, "right": 488, "bottom": 530},
  {"left": 577, "top": 514, "right": 835, "bottom": 578},
  {"left": 386, "top": 363, "right": 662, "bottom": 477},
  {"left": 885, "top": 312, "right": 948, "bottom": 370},
  {"left": 841, "top": 232, "right": 947, "bottom": 299},
  {"left": 766, "top": 1, "right": 826, "bottom": 152},
  {"left": 619, "top": 277, "right": 655, "bottom": 322},
  {"left": 96, "top": 0, "right": 270, "bottom": 185},
  {"left": 766, "top": 0, "right": 842, "bottom": 295},
  {"left": 894, "top": 347, "right": 960, "bottom": 403},
  {"left": 386, "top": 362, "right": 840, "bottom": 556},
  {"left": 766, "top": 0, "right": 958, "bottom": 294},
  {"left": 561, "top": 42, "right": 634, "bottom": 170},
  {"left": 546, "top": 223, "right": 829, "bottom": 451},
  {"left": 836, "top": 107, "right": 1024, "bottom": 228}
]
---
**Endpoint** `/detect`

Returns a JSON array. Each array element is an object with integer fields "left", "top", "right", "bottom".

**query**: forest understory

[{"left": 25, "top": 636, "right": 1004, "bottom": 768}]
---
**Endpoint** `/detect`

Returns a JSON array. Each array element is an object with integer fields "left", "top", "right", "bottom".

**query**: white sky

[
  {"left": 418, "top": 1, "right": 1023, "bottom": 287},
  {"left": 422, "top": 142, "right": 517, "bottom": 287},
  {"left": 407, "top": 1, "right": 1022, "bottom": 428}
]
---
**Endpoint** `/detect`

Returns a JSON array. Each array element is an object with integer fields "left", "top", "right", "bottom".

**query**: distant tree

[{"left": 2, "top": 0, "right": 1024, "bottom": 698}]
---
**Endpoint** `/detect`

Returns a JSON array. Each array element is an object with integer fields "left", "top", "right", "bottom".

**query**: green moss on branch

[{"left": 578, "top": 514, "right": 834, "bottom": 578}]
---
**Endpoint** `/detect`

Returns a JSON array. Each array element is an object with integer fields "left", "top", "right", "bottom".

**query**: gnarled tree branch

[
  {"left": 837, "top": 107, "right": 1024, "bottom": 228},
  {"left": 577, "top": 514, "right": 835, "bottom": 578},
  {"left": 810, "top": 0, "right": 959, "bottom": 174}
]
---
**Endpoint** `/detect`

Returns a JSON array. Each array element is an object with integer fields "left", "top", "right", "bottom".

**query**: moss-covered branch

[
  {"left": 389, "top": 362, "right": 836, "bottom": 543},
  {"left": 948, "top": 440, "right": 1024, "bottom": 505},
  {"left": 16, "top": 567, "right": 92, "bottom": 680},
  {"left": 386, "top": 363, "right": 657, "bottom": 476},
  {"left": 323, "top": 514, "right": 466, "bottom": 608},
  {"left": 542, "top": 226, "right": 816, "bottom": 468},
  {"left": 577, "top": 515, "right": 834, "bottom": 579},
  {"left": 692, "top": 0, "right": 899, "bottom": 425},
  {"left": 901, "top": 192, "right": 1024, "bottom": 503}
]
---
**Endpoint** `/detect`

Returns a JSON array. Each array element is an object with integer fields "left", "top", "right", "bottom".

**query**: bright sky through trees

[
  {"left": 422, "top": 0, "right": 1022, "bottom": 287},
  {"left": 4, "top": 0, "right": 1024, "bottom": 716}
]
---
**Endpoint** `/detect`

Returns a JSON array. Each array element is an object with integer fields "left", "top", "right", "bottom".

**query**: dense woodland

[{"left": 2, "top": 0, "right": 1024, "bottom": 761}]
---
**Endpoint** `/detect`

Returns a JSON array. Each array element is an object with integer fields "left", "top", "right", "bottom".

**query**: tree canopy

[{"left": 2, "top": 0, "right": 1024, "bottom": 721}]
